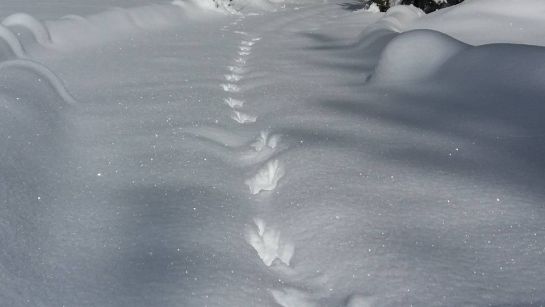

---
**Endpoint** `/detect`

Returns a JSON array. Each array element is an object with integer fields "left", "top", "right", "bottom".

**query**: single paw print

[
  {"left": 245, "top": 218, "right": 294, "bottom": 266},
  {"left": 245, "top": 159, "right": 284, "bottom": 194}
]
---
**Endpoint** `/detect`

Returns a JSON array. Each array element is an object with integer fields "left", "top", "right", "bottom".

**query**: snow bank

[
  {"left": 361, "top": 4, "right": 424, "bottom": 35},
  {"left": 407, "top": 0, "right": 545, "bottom": 46},
  {"left": 47, "top": 4, "right": 203, "bottom": 51},
  {"left": 354, "top": 5, "right": 423, "bottom": 50},
  {"left": 0, "top": 1, "right": 230, "bottom": 55},
  {"left": 370, "top": 28, "right": 545, "bottom": 87},
  {"left": 172, "top": 0, "right": 239, "bottom": 14},
  {"left": 368, "top": 0, "right": 545, "bottom": 84},
  {"left": 370, "top": 29, "right": 467, "bottom": 83}
]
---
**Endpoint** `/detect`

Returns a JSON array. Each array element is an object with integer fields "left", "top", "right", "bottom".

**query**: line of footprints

[{"left": 219, "top": 17, "right": 321, "bottom": 307}]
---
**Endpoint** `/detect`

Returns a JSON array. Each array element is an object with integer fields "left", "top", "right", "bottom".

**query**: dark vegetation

[{"left": 370, "top": 0, "right": 464, "bottom": 13}]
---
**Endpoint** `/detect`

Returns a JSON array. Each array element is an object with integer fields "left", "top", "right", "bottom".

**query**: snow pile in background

[
  {"left": 365, "top": 3, "right": 381, "bottom": 13},
  {"left": 49, "top": 3, "right": 220, "bottom": 51},
  {"left": 356, "top": 5, "right": 423, "bottom": 41},
  {"left": 368, "top": 0, "right": 545, "bottom": 83},
  {"left": 407, "top": 0, "right": 545, "bottom": 46},
  {"left": 374, "top": 5, "right": 424, "bottom": 32},
  {"left": 173, "top": 0, "right": 239, "bottom": 14},
  {"left": 0, "top": 2, "right": 226, "bottom": 54}
]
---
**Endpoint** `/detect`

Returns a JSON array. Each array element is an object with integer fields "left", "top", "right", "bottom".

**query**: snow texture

[
  {"left": 2, "top": 0, "right": 545, "bottom": 306},
  {"left": 245, "top": 218, "right": 294, "bottom": 266},
  {"left": 245, "top": 159, "right": 285, "bottom": 194}
]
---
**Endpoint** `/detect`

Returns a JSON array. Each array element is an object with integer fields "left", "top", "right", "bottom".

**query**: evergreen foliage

[{"left": 370, "top": 0, "right": 464, "bottom": 13}]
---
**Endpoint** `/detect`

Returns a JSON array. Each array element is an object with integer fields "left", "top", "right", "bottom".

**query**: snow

[
  {"left": 1, "top": 0, "right": 545, "bottom": 306},
  {"left": 366, "top": 3, "right": 381, "bottom": 13},
  {"left": 370, "top": 29, "right": 468, "bottom": 83},
  {"left": 407, "top": 0, "right": 545, "bottom": 46}
]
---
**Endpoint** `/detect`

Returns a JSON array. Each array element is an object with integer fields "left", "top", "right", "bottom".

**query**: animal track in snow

[
  {"left": 235, "top": 57, "right": 246, "bottom": 65},
  {"left": 228, "top": 65, "right": 245, "bottom": 74},
  {"left": 224, "top": 97, "right": 244, "bottom": 109},
  {"left": 251, "top": 131, "right": 280, "bottom": 152},
  {"left": 239, "top": 46, "right": 252, "bottom": 52},
  {"left": 241, "top": 41, "right": 255, "bottom": 47},
  {"left": 221, "top": 83, "right": 240, "bottom": 93},
  {"left": 238, "top": 132, "right": 283, "bottom": 165},
  {"left": 231, "top": 110, "right": 257, "bottom": 124},
  {"left": 224, "top": 74, "right": 242, "bottom": 82},
  {"left": 245, "top": 159, "right": 285, "bottom": 194},
  {"left": 238, "top": 51, "right": 251, "bottom": 56},
  {"left": 270, "top": 288, "right": 317, "bottom": 307},
  {"left": 245, "top": 218, "right": 294, "bottom": 266}
]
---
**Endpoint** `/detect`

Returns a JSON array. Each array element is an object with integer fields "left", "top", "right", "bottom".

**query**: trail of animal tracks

[{"left": 2, "top": 0, "right": 545, "bottom": 306}]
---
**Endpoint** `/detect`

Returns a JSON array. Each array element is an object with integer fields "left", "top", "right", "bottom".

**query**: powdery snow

[{"left": 1, "top": 0, "right": 545, "bottom": 306}]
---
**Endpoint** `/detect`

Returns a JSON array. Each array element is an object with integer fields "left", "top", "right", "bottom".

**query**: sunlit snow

[{"left": 1, "top": 0, "right": 545, "bottom": 306}]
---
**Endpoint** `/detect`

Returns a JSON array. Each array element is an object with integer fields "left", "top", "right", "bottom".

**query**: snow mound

[
  {"left": 438, "top": 43, "right": 545, "bottom": 91},
  {"left": 172, "top": 0, "right": 238, "bottom": 14},
  {"left": 371, "top": 28, "right": 545, "bottom": 87},
  {"left": 407, "top": 0, "right": 545, "bottom": 46},
  {"left": 371, "top": 29, "right": 467, "bottom": 83},
  {"left": 362, "top": 5, "right": 424, "bottom": 35},
  {"left": 354, "top": 4, "right": 424, "bottom": 59},
  {"left": 42, "top": 3, "right": 211, "bottom": 52}
]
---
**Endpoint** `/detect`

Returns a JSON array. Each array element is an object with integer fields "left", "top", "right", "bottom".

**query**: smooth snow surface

[
  {"left": 1, "top": 0, "right": 545, "bottom": 306},
  {"left": 408, "top": 0, "right": 545, "bottom": 46}
]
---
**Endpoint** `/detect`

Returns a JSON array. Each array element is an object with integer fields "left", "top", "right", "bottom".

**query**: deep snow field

[{"left": 1, "top": 0, "right": 545, "bottom": 306}]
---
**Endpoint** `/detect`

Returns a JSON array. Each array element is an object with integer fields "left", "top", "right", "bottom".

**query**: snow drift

[
  {"left": 1, "top": 0, "right": 545, "bottom": 306},
  {"left": 370, "top": 29, "right": 468, "bottom": 83},
  {"left": 407, "top": 0, "right": 545, "bottom": 46}
]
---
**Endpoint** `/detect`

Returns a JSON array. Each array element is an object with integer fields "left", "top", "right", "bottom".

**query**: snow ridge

[
  {"left": 2, "top": 13, "right": 52, "bottom": 46},
  {"left": 217, "top": 18, "right": 308, "bottom": 305}
]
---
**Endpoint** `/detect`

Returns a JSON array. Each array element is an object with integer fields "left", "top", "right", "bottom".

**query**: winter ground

[{"left": 1, "top": 0, "right": 545, "bottom": 306}]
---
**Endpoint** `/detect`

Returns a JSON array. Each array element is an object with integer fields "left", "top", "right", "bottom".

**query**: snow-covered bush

[
  {"left": 368, "top": 0, "right": 464, "bottom": 13},
  {"left": 212, "top": 0, "right": 234, "bottom": 9}
]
